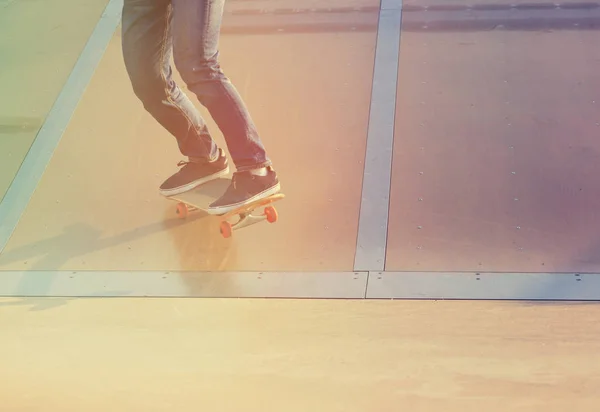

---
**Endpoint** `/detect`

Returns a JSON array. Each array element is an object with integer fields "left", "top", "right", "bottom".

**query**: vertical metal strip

[{"left": 354, "top": 0, "right": 403, "bottom": 271}]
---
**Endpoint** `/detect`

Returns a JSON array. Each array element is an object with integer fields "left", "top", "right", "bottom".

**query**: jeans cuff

[{"left": 235, "top": 160, "right": 272, "bottom": 172}]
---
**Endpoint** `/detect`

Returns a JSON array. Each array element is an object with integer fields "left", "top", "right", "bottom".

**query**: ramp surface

[
  {"left": 0, "top": 0, "right": 110, "bottom": 200},
  {"left": 387, "top": 0, "right": 600, "bottom": 273},
  {"left": 2, "top": 1, "right": 600, "bottom": 299},
  {"left": 0, "top": 1, "right": 379, "bottom": 274}
]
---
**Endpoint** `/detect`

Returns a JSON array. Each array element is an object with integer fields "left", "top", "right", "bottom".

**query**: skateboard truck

[
  {"left": 174, "top": 193, "right": 284, "bottom": 238},
  {"left": 217, "top": 205, "right": 278, "bottom": 238}
]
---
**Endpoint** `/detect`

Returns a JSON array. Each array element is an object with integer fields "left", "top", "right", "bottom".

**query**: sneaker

[
  {"left": 207, "top": 167, "right": 280, "bottom": 215},
  {"left": 159, "top": 149, "right": 229, "bottom": 197}
]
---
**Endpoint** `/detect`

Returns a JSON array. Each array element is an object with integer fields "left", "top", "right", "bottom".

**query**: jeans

[{"left": 121, "top": 0, "right": 271, "bottom": 171}]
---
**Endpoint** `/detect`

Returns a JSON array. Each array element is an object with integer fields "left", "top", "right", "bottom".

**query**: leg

[
  {"left": 122, "top": 0, "right": 228, "bottom": 196},
  {"left": 171, "top": 0, "right": 270, "bottom": 172},
  {"left": 171, "top": 0, "right": 280, "bottom": 213}
]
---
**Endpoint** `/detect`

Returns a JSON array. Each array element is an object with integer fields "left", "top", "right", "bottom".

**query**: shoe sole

[
  {"left": 206, "top": 182, "right": 282, "bottom": 215},
  {"left": 159, "top": 165, "right": 230, "bottom": 197}
]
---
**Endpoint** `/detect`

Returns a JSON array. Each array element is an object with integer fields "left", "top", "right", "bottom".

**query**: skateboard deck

[{"left": 166, "top": 177, "right": 285, "bottom": 238}]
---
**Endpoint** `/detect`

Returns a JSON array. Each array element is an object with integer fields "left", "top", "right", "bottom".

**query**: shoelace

[
  {"left": 177, "top": 160, "right": 206, "bottom": 167},
  {"left": 230, "top": 171, "right": 256, "bottom": 191}
]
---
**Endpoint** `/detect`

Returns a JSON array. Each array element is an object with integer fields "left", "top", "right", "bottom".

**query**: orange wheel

[
  {"left": 219, "top": 220, "right": 233, "bottom": 238},
  {"left": 176, "top": 203, "right": 188, "bottom": 219},
  {"left": 264, "top": 206, "right": 278, "bottom": 223}
]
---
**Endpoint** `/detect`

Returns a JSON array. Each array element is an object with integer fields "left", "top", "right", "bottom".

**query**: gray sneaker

[
  {"left": 159, "top": 149, "right": 229, "bottom": 197},
  {"left": 207, "top": 167, "right": 280, "bottom": 215}
]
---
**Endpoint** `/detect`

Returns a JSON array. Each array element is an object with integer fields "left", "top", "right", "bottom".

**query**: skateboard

[{"left": 167, "top": 177, "right": 285, "bottom": 238}]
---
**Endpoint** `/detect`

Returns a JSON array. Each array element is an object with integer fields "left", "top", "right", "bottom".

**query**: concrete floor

[
  {"left": 2, "top": 0, "right": 600, "bottom": 409},
  {"left": 2, "top": 297, "right": 600, "bottom": 410}
]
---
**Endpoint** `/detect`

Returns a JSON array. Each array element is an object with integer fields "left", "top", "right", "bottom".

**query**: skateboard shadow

[
  {"left": 163, "top": 205, "right": 239, "bottom": 297},
  {"left": 0, "top": 205, "right": 238, "bottom": 308}
]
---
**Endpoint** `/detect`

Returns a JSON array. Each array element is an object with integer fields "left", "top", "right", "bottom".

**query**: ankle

[{"left": 248, "top": 167, "right": 269, "bottom": 177}]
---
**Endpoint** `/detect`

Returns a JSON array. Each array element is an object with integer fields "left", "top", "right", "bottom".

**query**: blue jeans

[{"left": 121, "top": 0, "right": 271, "bottom": 171}]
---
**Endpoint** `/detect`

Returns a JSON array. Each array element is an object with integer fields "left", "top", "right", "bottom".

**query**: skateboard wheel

[
  {"left": 176, "top": 203, "right": 188, "bottom": 219},
  {"left": 219, "top": 221, "right": 232, "bottom": 238},
  {"left": 264, "top": 206, "right": 278, "bottom": 223}
]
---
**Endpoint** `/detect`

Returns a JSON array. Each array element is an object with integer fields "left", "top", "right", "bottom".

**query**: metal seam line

[
  {"left": 365, "top": 272, "right": 600, "bottom": 301},
  {"left": 0, "top": 271, "right": 369, "bottom": 298},
  {"left": 0, "top": 0, "right": 123, "bottom": 254},
  {"left": 354, "top": 0, "right": 403, "bottom": 272},
  {"left": 3, "top": 270, "right": 599, "bottom": 300}
]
